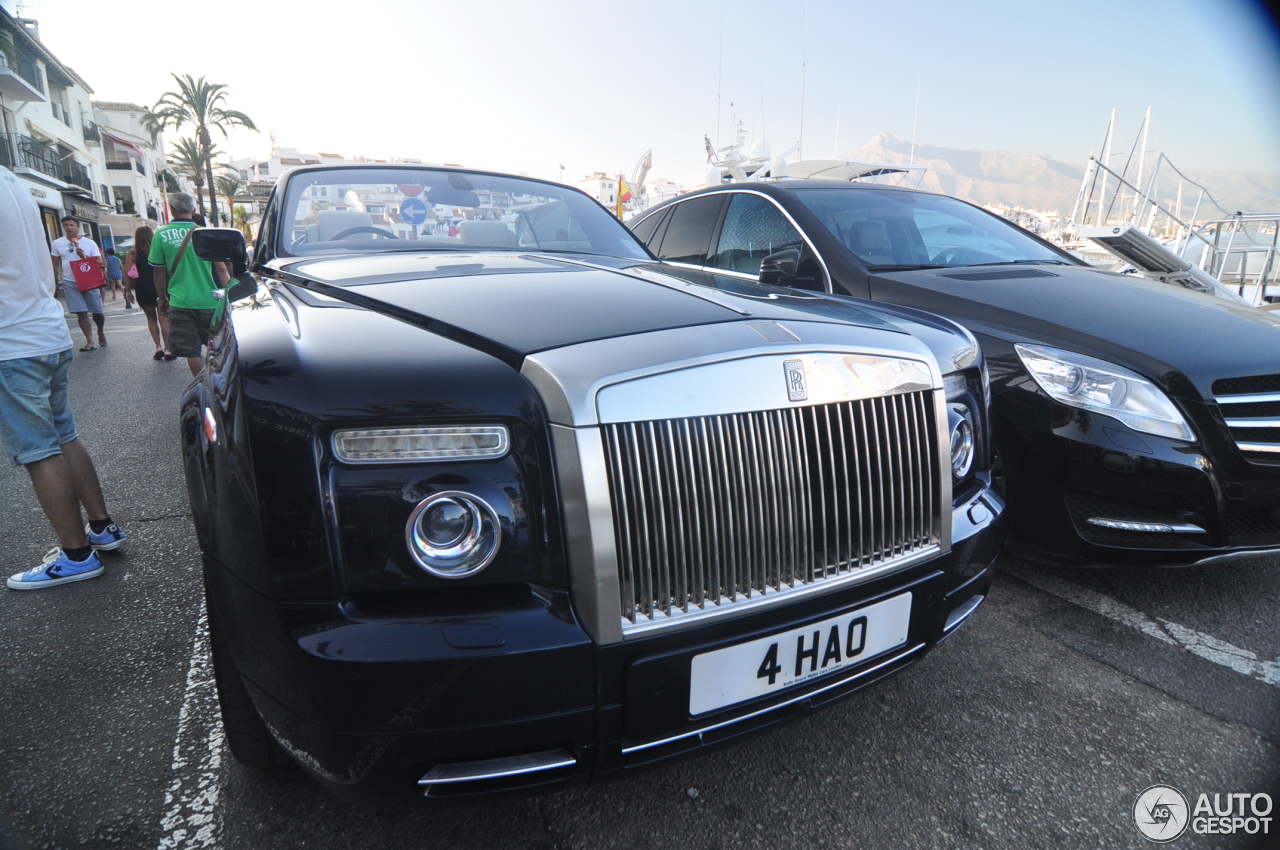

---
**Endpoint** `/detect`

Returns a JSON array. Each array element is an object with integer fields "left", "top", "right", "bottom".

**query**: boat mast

[
  {"left": 715, "top": 2, "right": 724, "bottom": 149},
  {"left": 910, "top": 70, "right": 920, "bottom": 165},
  {"left": 1095, "top": 107, "right": 1115, "bottom": 226},
  {"left": 798, "top": 0, "right": 809, "bottom": 159},
  {"left": 1131, "top": 105, "right": 1151, "bottom": 223}
]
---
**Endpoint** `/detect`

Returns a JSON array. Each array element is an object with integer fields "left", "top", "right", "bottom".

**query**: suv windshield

[
  {"left": 792, "top": 187, "right": 1074, "bottom": 270},
  {"left": 276, "top": 167, "right": 649, "bottom": 260}
]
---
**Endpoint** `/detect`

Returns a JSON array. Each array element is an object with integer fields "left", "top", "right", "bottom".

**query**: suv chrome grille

[
  {"left": 1213, "top": 374, "right": 1280, "bottom": 462},
  {"left": 602, "top": 391, "right": 941, "bottom": 630}
]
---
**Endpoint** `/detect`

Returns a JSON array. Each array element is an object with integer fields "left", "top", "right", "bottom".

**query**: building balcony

[
  {"left": 0, "top": 49, "right": 45, "bottom": 102},
  {"left": 63, "top": 158, "right": 90, "bottom": 191},
  {"left": 105, "top": 159, "right": 147, "bottom": 176},
  {"left": 5, "top": 133, "right": 91, "bottom": 190},
  {"left": 14, "top": 133, "right": 61, "bottom": 178}
]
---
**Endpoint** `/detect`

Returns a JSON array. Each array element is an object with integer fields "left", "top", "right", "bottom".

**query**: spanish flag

[{"left": 616, "top": 176, "right": 632, "bottom": 218}]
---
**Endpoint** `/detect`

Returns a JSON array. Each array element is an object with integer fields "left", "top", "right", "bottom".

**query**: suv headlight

[{"left": 1014, "top": 344, "right": 1194, "bottom": 442}]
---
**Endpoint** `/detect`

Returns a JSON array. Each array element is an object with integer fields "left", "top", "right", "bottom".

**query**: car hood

[
  {"left": 272, "top": 252, "right": 906, "bottom": 360},
  {"left": 876, "top": 264, "right": 1280, "bottom": 399}
]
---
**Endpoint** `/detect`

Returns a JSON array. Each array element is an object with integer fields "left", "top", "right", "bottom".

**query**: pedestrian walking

[
  {"left": 104, "top": 248, "right": 131, "bottom": 308},
  {"left": 122, "top": 226, "right": 173, "bottom": 360},
  {"left": 49, "top": 217, "right": 108, "bottom": 351},
  {"left": 0, "top": 166, "right": 125, "bottom": 590},
  {"left": 148, "top": 193, "right": 228, "bottom": 376}
]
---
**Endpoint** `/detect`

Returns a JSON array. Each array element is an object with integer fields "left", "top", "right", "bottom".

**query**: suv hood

[{"left": 876, "top": 264, "right": 1280, "bottom": 398}]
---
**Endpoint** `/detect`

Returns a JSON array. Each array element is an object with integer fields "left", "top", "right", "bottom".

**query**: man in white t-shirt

[
  {"left": 50, "top": 217, "right": 108, "bottom": 350},
  {"left": 0, "top": 166, "right": 126, "bottom": 590}
]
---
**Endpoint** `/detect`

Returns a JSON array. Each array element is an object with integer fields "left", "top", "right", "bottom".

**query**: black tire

[{"left": 206, "top": 590, "right": 291, "bottom": 770}]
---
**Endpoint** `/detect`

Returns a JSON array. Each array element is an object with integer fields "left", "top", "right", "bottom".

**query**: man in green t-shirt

[{"left": 148, "top": 192, "right": 228, "bottom": 376}]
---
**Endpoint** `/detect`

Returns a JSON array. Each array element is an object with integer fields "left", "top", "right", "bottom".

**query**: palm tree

[
  {"left": 232, "top": 204, "right": 256, "bottom": 239},
  {"left": 139, "top": 109, "right": 166, "bottom": 145},
  {"left": 168, "top": 136, "right": 219, "bottom": 219},
  {"left": 215, "top": 173, "right": 245, "bottom": 230},
  {"left": 152, "top": 74, "right": 257, "bottom": 226}
]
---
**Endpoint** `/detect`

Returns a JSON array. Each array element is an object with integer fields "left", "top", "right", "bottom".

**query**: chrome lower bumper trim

[
  {"left": 1188, "top": 547, "right": 1280, "bottom": 568},
  {"left": 1087, "top": 517, "right": 1206, "bottom": 534},
  {"left": 1236, "top": 442, "right": 1280, "bottom": 454},
  {"left": 417, "top": 749, "right": 575, "bottom": 788},
  {"left": 621, "top": 642, "right": 926, "bottom": 755},
  {"left": 943, "top": 593, "right": 985, "bottom": 634}
]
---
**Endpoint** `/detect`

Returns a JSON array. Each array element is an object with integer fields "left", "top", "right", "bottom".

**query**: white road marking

[
  {"left": 156, "top": 600, "right": 225, "bottom": 849},
  {"left": 1005, "top": 565, "right": 1280, "bottom": 687}
]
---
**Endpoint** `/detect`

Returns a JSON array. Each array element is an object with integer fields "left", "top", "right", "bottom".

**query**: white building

[
  {"left": 92, "top": 101, "right": 169, "bottom": 246},
  {"left": 0, "top": 10, "right": 109, "bottom": 246},
  {"left": 643, "top": 177, "right": 684, "bottom": 207},
  {"left": 576, "top": 172, "right": 620, "bottom": 207},
  {"left": 225, "top": 146, "right": 427, "bottom": 227}
]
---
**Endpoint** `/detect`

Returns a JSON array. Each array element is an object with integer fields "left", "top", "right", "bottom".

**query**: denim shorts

[
  {"left": 62, "top": 282, "right": 104, "bottom": 314},
  {"left": 0, "top": 349, "right": 78, "bottom": 466}
]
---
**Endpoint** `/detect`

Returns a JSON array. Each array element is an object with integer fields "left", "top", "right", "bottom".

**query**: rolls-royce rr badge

[{"left": 783, "top": 359, "right": 807, "bottom": 402}]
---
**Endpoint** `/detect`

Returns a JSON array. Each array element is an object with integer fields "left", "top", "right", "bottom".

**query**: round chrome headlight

[
  {"left": 405, "top": 491, "right": 501, "bottom": 578},
  {"left": 948, "top": 404, "right": 975, "bottom": 480}
]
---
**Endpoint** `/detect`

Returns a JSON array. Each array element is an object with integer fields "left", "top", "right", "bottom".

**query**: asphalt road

[{"left": 0, "top": 302, "right": 1277, "bottom": 850}]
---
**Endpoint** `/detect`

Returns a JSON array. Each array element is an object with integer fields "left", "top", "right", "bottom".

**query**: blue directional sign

[{"left": 400, "top": 197, "right": 429, "bottom": 225}]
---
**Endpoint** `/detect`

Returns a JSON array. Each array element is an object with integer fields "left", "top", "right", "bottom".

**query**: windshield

[
  {"left": 792, "top": 187, "right": 1074, "bottom": 270},
  {"left": 276, "top": 167, "right": 650, "bottom": 260}
]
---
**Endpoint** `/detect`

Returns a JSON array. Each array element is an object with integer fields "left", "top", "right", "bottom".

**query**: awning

[{"left": 102, "top": 131, "right": 144, "bottom": 158}]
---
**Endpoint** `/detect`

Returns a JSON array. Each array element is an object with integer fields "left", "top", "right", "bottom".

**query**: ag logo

[
  {"left": 783, "top": 359, "right": 807, "bottom": 402},
  {"left": 1133, "top": 785, "right": 1189, "bottom": 842}
]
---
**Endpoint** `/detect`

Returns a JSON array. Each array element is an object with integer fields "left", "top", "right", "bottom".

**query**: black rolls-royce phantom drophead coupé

[{"left": 184, "top": 163, "right": 1003, "bottom": 803}]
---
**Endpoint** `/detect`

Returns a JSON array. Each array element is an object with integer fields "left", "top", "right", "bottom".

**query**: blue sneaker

[
  {"left": 8, "top": 548, "right": 104, "bottom": 590},
  {"left": 86, "top": 522, "right": 126, "bottom": 551}
]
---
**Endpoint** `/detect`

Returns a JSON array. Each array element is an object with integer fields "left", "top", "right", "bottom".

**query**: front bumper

[
  {"left": 997, "top": 399, "right": 1280, "bottom": 567},
  {"left": 207, "top": 490, "right": 1003, "bottom": 805}
]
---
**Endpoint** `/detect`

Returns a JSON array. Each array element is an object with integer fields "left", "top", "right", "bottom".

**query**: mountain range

[{"left": 845, "top": 132, "right": 1280, "bottom": 218}]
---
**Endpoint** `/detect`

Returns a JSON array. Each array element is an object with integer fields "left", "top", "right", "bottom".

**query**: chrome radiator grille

[
  {"left": 1213, "top": 375, "right": 1280, "bottom": 462},
  {"left": 602, "top": 390, "right": 941, "bottom": 628}
]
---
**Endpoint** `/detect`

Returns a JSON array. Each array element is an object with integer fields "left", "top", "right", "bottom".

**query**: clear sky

[{"left": 9, "top": 0, "right": 1280, "bottom": 187}]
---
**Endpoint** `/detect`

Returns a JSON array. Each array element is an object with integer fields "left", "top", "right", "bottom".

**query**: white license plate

[{"left": 688, "top": 592, "right": 913, "bottom": 716}]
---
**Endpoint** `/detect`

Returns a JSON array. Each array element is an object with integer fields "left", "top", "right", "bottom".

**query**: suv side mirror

[
  {"left": 192, "top": 228, "right": 247, "bottom": 267},
  {"left": 758, "top": 248, "right": 801, "bottom": 285}
]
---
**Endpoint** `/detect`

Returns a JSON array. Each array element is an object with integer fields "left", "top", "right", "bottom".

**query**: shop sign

[{"left": 64, "top": 200, "right": 99, "bottom": 221}]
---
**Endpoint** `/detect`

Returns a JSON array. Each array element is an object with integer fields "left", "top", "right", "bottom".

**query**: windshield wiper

[
  {"left": 962, "top": 259, "right": 1076, "bottom": 267},
  {"left": 866, "top": 264, "right": 947, "bottom": 272}
]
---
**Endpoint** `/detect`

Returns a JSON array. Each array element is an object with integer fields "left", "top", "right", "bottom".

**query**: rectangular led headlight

[{"left": 332, "top": 426, "right": 509, "bottom": 463}]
